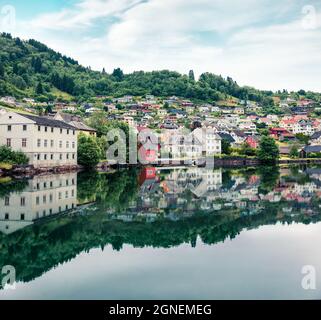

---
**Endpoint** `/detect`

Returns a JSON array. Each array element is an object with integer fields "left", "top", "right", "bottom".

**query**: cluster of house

[{"left": 2, "top": 92, "right": 321, "bottom": 167}]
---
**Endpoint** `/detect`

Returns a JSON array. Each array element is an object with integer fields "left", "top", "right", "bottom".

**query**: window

[
  {"left": 37, "top": 139, "right": 41, "bottom": 147},
  {"left": 37, "top": 154, "right": 40, "bottom": 160},
  {"left": 44, "top": 154, "right": 47, "bottom": 160},
  {"left": 44, "top": 182, "right": 47, "bottom": 188},
  {"left": 49, "top": 194, "right": 53, "bottom": 203},
  {"left": 5, "top": 213, "right": 9, "bottom": 220},
  {"left": 58, "top": 192, "right": 62, "bottom": 200},
  {"left": 20, "top": 214, "right": 25, "bottom": 221},
  {"left": 60, "top": 128, "right": 62, "bottom": 134},
  {"left": 43, "top": 195, "right": 46, "bottom": 204},
  {"left": 7, "top": 125, "right": 11, "bottom": 131},
  {"left": 72, "top": 153, "right": 75, "bottom": 160},
  {"left": 59, "top": 141, "right": 62, "bottom": 148},
  {"left": 67, "top": 129, "right": 69, "bottom": 135},
  {"left": 20, "top": 197, "right": 26, "bottom": 206},
  {"left": 51, "top": 140, "right": 54, "bottom": 147},
  {"left": 22, "top": 138, "right": 27, "bottom": 148},
  {"left": 36, "top": 196, "right": 40, "bottom": 205},
  {"left": 51, "top": 127, "right": 54, "bottom": 133},
  {"left": 44, "top": 140, "right": 48, "bottom": 147},
  {"left": 65, "top": 191, "right": 68, "bottom": 199},
  {"left": 66, "top": 179, "right": 69, "bottom": 186},
  {"left": 23, "top": 125, "right": 27, "bottom": 131},
  {"left": 49, "top": 209, "right": 52, "bottom": 215},
  {"left": 45, "top": 126, "right": 48, "bottom": 132},
  {"left": 38, "top": 126, "right": 41, "bottom": 131},
  {"left": 50, "top": 181, "right": 53, "bottom": 187},
  {"left": 59, "top": 154, "right": 62, "bottom": 160},
  {"left": 6, "top": 138, "right": 11, "bottom": 147},
  {"left": 66, "top": 153, "right": 69, "bottom": 160},
  {"left": 72, "top": 190, "right": 74, "bottom": 197},
  {"left": 50, "top": 154, "right": 53, "bottom": 160},
  {"left": 73, "top": 130, "right": 75, "bottom": 135},
  {"left": 72, "top": 142, "right": 75, "bottom": 149}
]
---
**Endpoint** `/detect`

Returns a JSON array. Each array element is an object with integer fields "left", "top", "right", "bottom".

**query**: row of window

[
  {"left": 33, "top": 178, "right": 75, "bottom": 190},
  {"left": 3, "top": 190, "right": 75, "bottom": 206},
  {"left": 7, "top": 124, "right": 75, "bottom": 135},
  {"left": 6, "top": 139, "right": 76, "bottom": 149},
  {"left": 34, "top": 153, "right": 76, "bottom": 161},
  {"left": 37, "top": 139, "right": 76, "bottom": 149},
  {"left": 2, "top": 204, "right": 76, "bottom": 222}
]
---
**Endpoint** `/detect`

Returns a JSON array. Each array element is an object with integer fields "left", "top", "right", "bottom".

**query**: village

[{"left": 1, "top": 92, "right": 321, "bottom": 171}]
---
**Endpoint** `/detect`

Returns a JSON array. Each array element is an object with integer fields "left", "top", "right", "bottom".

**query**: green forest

[{"left": 1, "top": 33, "right": 320, "bottom": 104}]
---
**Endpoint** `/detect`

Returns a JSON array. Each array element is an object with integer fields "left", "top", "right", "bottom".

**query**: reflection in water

[{"left": 0, "top": 165, "right": 321, "bottom": 296}]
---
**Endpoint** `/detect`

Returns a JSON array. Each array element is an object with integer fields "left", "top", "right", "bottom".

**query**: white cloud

[
  {"left": 9, "top": 0, "right": 321, "bottom": 91},
  {"left": 30, "top": 0, "right": 144, "bottom": 30}
]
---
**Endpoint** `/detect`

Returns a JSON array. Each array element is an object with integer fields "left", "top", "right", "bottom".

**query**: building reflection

[
  {"left": 1, "top": 166, "right": 321, "bottom": 234},
  {"left": 0, "top": 173, "right": 77, "bottom": 235}
]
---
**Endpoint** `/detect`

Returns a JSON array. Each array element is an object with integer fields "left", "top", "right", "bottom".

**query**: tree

[
  {"left": 77, "top": 134, "right": 101, "bottom": 168},
  {"left": 0, "top": 63, "right": 4, "bottom": 77},
  {"left": 112, "top": 68, "right": 124, "bottom": 82},
  {"left": 240, "top": 143, "right": 257, "bottom": 156},
  {"left": 257, "top": 136, "right": 279, "bottom": 164},
  {"left": 295, "top": 133, "right": 309, "bottom": 145},
  {"left": 0, "top": 145, "right": 29, "bottom": 165},
  {"left": 35, "top": 82, "right": 44, "bottom": 94},
  {"left": 221, "top": 139, "right": 231, "bottom": 155},
  {"left": 189, "top": 70, "right": 195, "bottom": 81},
  {"left": 289, "top": 145, "right": 299, "bottom": 159}
]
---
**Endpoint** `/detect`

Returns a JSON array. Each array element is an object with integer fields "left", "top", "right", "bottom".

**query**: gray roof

[
  {"left": 311, "top": 131, "right": 321, "bottom": 140},
  {"left": 19, "top": 113, "right": 76, "bottom": 130},
  {"left": 218, "top": 133, "right": 235, "bottom": 143},
  {"left": 302, "top": 145, "right": 321, "bottom": 153}
]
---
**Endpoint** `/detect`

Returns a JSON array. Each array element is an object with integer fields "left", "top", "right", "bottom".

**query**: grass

[
  {"left": 0, "top": 102, "right": 34, "bottom": 115},
  {"left": 0, "top": 176, "right": 12, "bottom": 183},
  {"left": 0, "top": 162, "right": 13, "bottom": 170}
]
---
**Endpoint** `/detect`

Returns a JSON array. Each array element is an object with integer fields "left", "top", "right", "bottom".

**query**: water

[{"left": 0, "top": 165, "right": 321, "bottom": 299}]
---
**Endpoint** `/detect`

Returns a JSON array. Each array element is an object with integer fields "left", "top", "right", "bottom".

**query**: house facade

[{"left": 0, "top": 112, "right": 78, "bottom": 168}]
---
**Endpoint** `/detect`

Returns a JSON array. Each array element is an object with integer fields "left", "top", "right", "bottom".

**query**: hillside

[{"left": 0, "top": 32, "right": 320, "bottom": 105}]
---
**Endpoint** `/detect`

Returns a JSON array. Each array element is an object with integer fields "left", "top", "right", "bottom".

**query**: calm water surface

[{"left": 0, "top": 165, "right": 321, "bottom": 299}]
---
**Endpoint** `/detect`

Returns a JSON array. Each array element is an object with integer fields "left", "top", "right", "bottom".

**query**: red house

[{"left": 245, "top": 136, "right": 259, "bottom": 149}]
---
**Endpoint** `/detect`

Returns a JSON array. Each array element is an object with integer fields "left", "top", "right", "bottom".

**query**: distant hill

[{"left": 0, "top": 32, "right": 320, "bottom": 105}]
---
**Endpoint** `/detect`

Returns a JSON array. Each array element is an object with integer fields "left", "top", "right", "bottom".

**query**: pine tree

[
  {"left": 35, "top": 82, "right": 44, "bottom": 95},
  {"left": 189, "top": 70, "right": 195, "bottom": 81}
]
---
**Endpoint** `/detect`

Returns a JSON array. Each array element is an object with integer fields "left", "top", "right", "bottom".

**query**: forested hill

[{"left": 0, "top": 32, "right": 318, "bottom": 104}]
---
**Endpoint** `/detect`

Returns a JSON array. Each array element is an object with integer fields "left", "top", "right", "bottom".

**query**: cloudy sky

[{"left": 0, "top": 0, "right": 321, "bottom": 91}]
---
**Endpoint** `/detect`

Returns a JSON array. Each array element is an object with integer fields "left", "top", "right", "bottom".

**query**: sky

[{"left": 0, "top": 0, "right": 321, "bottom": 92}]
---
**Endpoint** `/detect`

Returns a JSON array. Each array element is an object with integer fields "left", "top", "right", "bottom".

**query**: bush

[
  {"left": 0, "top": 145, "right": 29, "bottom": 165},
  {"left": 257, "top": 136, "right": 279, "bottom": 164},
  {"left": 77, "top": 134, "right": 101, "bottom": 168}
]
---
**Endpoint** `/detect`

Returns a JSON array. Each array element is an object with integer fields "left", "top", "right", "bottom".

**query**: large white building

[
  {"left": 0, "top": 112, "right": 78, "bottom": 168},
  {"left": 0, "top": 173, "right": 77, "bottom": 235}
]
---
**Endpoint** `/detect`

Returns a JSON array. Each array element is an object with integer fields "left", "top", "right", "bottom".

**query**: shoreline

[{"left": 2, "top": 158, "right": 321, "bottom": 179}]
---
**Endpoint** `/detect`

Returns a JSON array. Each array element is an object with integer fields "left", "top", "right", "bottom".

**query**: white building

[
  {"left": 0, "top": 112, "right": 78, "bottom": 168},
  {"left": 0, "top": 173, "right": 77, "bottom": 235}
]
